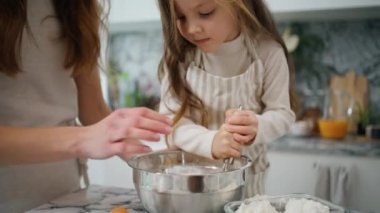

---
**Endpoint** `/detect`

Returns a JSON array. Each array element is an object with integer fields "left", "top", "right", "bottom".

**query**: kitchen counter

[
  {"left": 269, "top": 135, "right": 380, "bottom": 157},
  {"left": 266, "top": 137, "right": 380, "bottom": 212},
  {"left": 26, "top": 185, "right": 147, "bottom": 213}
]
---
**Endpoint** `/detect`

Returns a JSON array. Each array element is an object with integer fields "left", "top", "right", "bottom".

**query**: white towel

[
  {"left": 330, "top": 166, "right": 349, "bottom": 206},
  {"left": 314, "top": 164, "right": 350, "bottom": 207},
  {"left": 314, "top": 164, "right": 330, "bottom": 201}
]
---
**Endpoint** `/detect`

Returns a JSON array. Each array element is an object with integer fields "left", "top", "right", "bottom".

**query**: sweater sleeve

[
  {"left": 253, "top": 47, "right": 296, "bottom": 145},
  {"left": 159, "top": 71, "right": 217, "bottom": 159}
]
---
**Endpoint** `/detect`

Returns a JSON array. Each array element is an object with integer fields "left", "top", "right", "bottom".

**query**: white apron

[{"left": 185, "top": 35, "right": 270, "bottom": 197}]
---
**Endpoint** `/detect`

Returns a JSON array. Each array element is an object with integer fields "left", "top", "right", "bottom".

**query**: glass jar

[{"left": 318, "top": 89, "right": 354, "bottom": 140}]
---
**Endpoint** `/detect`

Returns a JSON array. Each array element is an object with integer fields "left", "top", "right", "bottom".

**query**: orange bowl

[{"left": 318, "top": 119, "right": 348, "bottom": 140}]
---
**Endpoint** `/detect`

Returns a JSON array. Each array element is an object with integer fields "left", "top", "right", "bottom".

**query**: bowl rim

[{"left": 126, "top": 150, "right": 253, "bottom": 176}]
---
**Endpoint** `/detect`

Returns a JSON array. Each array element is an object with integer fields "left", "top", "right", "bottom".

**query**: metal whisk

[{"left": 222, "top": 105, "right": 243, "bottom": 172}]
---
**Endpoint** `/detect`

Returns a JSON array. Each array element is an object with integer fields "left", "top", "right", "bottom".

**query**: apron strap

[
  {"left": 78, "top": 158, "right": 90, "bottom": 187},
  {"left": 66, "top": 119, "right": 90, "bottom": 188}
]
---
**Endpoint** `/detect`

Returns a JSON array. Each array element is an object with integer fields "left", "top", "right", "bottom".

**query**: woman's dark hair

[{"left": 0, "top": 0, "right": 106, "bottom": 77}]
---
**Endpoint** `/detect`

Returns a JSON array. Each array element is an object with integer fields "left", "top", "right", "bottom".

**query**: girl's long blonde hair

[
  {"left": 0, "top": 0, "right": 106, "bottom": 77},
  {"left": 157, "top": 0, "right": 299, "bottom": 126}
]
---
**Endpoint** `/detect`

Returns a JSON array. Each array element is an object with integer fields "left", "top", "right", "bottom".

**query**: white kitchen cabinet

[
  {"left": 88, "top": 156, "right": 134, "bottom": 188},
  {"left": 266, "top": 151, "right": 380, "bottom": 212},
  {"left": 108, "top": 0, "right": 160, "bottom": 24},
  {"left": 265, "top": 0, "right": 380, "bottom": 12},
  {"left": 87, "top": 139, "right": 167, "bottom": 189},
  {"left": 107, "top": 0, "right": 380, "bottom": 24},
  {"left": 266, "top": 0, "right": 380, "bottom": 20}
]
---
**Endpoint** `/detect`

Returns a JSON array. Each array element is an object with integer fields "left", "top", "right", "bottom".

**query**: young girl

[{"left": 157, "top": 0, "right": 297, "bottom": 197}]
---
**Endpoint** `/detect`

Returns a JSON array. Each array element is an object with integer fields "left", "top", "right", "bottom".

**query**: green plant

[
  {"left": 106, "top": 60, "right": 127, "bottom": 109},
  {"left": 123, "top": 80, "right": 160, "bottom": 110},
  {"left": 358, "top": 104, "right": 380, "bottom": 126},
  {"left": 107, "top": 59, "right": 160, "bottom": 110},
  {"left": 358, "top": 107, "right": 371, "bottom": 127}
]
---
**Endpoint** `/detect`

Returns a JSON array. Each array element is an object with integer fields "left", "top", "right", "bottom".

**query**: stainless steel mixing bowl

[{"left": 127, "top": 150, "right": 252, "bottom": 213}]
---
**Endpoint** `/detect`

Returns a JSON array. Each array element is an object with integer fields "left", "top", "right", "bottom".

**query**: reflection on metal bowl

[{"left": 127, "top": 150, "right": 252, "bottom": 213}]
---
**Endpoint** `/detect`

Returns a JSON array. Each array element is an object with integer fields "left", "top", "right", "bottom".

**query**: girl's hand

[
  {"left": 224, "top": 108, "right": 258, "bottom": 145},
  {"left": 211, "top": 125, "right": 241, "bottom": 159},
  {"left": 77, "top": 107, "right": 172, "bottom": 159}
]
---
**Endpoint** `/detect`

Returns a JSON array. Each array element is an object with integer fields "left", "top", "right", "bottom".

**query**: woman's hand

[
  {"left": 77, "top": 107, "right": 172, "bottom": 159},
  {"left": 117, "top": 139, "right": 153, "bottom": 161},
  {"left": 224, "top": 108, "right": 258, "bottom": 145},
  {"left": 211, "top": 125, "right": 242, "bottom": 159}
]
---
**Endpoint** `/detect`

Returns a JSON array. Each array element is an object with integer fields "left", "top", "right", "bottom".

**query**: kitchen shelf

[
  {"left": 108, "top": 0, "right": 380, "bottom": 25},
  {"left": 271, "top": 5, "right": 380, "bottom": 21},
  {"left": 266, "top": 0, "right": 380, "bottom": 21},
  {"left": 266, "top": 0, "right": 380, "bottom": 13},
  {"left": 108, "top": 0, "right": 160, "bottom": 24}
]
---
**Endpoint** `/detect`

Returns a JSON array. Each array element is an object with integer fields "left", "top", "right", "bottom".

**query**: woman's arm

[
  {"left": 0, "top": 126, "right": 86, "bottom": 165},
  {"left": 0, "top": 69, "right": 172, "bottom": 165},
  {"left": 0, "top": 108, "right": 172, "bottom": 165},
  {"left": 74, "top": 69, "right": 111, "bottom": 125}
]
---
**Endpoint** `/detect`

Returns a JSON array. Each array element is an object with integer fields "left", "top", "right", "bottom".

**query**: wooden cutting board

[{"left": 330, "top": 71, "right": 368, "bottom": 132}]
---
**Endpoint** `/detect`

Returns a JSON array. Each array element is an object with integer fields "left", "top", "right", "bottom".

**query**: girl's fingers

[
  {"left": 225, "top": 108, "right": 248, "bottom": 119},
  {"left": 227, "top": 114, "right": 257, "bottom": 125},
  {"left": 224, "top": 124, "right": 256, "bottom": 135},
  {"left": 225, "top": 109, "right": 237, "bottom": 119},
  {"left": 226, "top": 149, "right": 241, "bottom": 158},
  {"left": 230, "top": 140, "right": 242, "bottom": 151},
  {"left": 233, "top": 133, "right": 255, "bottom": 144},
  {"left": 222, "top": 136, "right": 241, "bottom": 158}
]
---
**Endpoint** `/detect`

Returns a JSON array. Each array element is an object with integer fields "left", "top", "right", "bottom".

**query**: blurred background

[{"left": 90, "top": 1, "right": 380, "bottom": 212}]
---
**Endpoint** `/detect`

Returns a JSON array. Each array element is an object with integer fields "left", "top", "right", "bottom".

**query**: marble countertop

[
  {"left": 144, "top": 135, "right": 380, "bottom": 159},
  {"left": 26, "top": 185, "right": 359, "bottom": 213},
  {"left": 269, "top": 135, "right": 380, "bottom": 157},
  {"left": 26, "top": 185, "right": 147, "bottom": 213}
]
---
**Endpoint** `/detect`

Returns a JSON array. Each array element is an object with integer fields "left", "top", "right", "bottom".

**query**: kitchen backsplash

[
  {"left": 107, "top": 19, "right": 380, "bottom": 116},
  {"left": 107, "top": 27, "right": 163, "bottom": 109}
]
